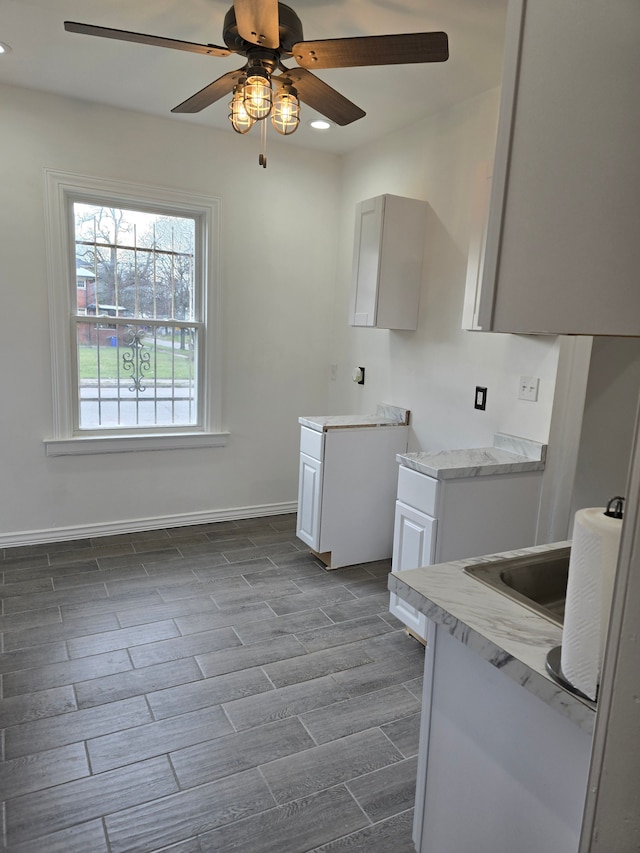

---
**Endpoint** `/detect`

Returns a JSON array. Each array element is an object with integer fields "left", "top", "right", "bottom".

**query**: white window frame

[{"left": 43, "top": 169, "right": 227, "bottom": 456}]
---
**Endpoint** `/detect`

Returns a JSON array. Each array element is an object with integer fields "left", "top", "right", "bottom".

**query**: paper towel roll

[{"left": 561, "top": 507, "right": 622, "bottom": 701}]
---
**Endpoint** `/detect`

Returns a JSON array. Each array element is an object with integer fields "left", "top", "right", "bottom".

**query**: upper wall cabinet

[
  {"left": 469, "top": 0, "right": 640, "bottom": 336},
  {"left": 350, "top": 194, "right": 427, "bottom": 330}
]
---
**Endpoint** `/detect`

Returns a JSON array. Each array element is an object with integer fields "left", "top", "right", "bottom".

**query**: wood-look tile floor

[{"left": 0, "top": 513, "right": 424, "bottom": 852}]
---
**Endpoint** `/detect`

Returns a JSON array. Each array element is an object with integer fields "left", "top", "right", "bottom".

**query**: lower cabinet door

[
  {"left": 389, "top": 501, "right": 437, "bottom": 638},
  {"left": 414, "top": 625, "right": 592, "bottom": 852},
  {"left": 296, "top": 452, "right": 323, "bottom": 550}
]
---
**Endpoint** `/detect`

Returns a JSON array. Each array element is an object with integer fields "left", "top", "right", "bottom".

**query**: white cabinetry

[
  {"left": 469, "top": 0, "right": 640, "bottom": 335},
  {"left": 296, "top": 424, "right": 408, "bottom": 569},
  {"left": 350, "top": 194, "right": 427, "bottom": 330},
  {"left": 389, "top": 464, "right": 542, "bottom": 639},
  {"left": 414, "top": 622, "right": 591, "bottom": 852},
  {"left": 390, "top": 502, "right": 437, "bottom": 636},
  {"left": 462, "top": 160, "right": 492, "bottom": 331},
  {"left": 297, "top": 454, "right": 323, "bottom": 547}
]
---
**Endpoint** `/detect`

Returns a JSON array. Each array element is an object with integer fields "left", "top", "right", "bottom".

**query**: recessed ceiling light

[
  {"left": 0, "top": 41, "right": 12, "bottom": 54},
  {"left": 309, "top": 120, "right": 331, "bottom": 131}
]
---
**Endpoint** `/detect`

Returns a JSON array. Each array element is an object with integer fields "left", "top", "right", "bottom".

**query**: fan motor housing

[{"left": 222, "top": 3, "right": 303, "bottom": 56}]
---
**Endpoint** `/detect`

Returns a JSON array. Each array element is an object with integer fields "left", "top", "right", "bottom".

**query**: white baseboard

[{"left": 0, "top": 501, "right": 298, "bottom": 549}]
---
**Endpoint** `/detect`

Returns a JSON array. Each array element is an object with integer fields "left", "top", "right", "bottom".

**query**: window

[{"left": 44, "top": 171, "right": 226, "bottom": 455}]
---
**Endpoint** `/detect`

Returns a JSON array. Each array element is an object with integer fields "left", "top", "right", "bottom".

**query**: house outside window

[{"left": 44, "top": 171, "right": 225, "bottom": 456}]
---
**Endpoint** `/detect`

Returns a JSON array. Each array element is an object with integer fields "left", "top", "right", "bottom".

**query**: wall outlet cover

[{"left": 518, "top": 376, "right": 540, "bottom": 402}]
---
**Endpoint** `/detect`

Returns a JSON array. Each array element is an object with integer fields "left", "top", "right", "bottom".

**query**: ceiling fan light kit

[{"left": 64, "top": 0, "right": 449, "bottom": 167}]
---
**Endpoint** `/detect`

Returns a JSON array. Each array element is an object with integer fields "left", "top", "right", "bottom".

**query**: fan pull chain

[{"left": 258, "top": 117, "right": 267, "bottom": 168}]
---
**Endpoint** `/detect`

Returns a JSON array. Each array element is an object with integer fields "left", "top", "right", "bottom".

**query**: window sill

[{"left": 44, "top": 432, "right": 229, "bottom": 457}]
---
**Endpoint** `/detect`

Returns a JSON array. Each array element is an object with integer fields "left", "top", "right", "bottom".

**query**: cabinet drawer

[
  {"left": 299, "top": 426, "right": 324, "bottom": 461},
  {"left": 397, "top": 465, "right": 438, "bottom": 516}
]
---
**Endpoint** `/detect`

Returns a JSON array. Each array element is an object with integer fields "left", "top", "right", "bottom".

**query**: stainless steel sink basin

[{"left": 463, "top": 546, "right": 570, "bottom": 626}]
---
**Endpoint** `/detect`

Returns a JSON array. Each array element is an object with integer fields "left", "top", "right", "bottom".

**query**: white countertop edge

[
  {"left": 387, "top": 542, "right": 596, "bottom": 733},
  {"left": 299, "top": 415, "right": 406, "bottom": 432},
  {"left": 299, "top": 405, "right": 410, "bottom": 432},
  {"left": 397, "top": 448, "right": 545, "bottom": 479},
  {"left": 396, "top": 433, "right": 547, "bottom": 480}
]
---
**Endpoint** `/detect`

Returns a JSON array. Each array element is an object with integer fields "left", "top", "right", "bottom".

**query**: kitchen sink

[{"left": 463, "top": 546, "right": 570, "bottom": 626}]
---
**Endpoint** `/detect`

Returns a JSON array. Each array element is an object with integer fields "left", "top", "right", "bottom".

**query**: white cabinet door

[
  {"left": 296, "top": 452, "right": 323, "bottom": 551},
  {"left": 462, "top": 160, "right": 492, "bottom": 331},
  {"left": 351, "top": 196, "right": 384, "bottom": 327},
  {"left": 415, "top": 625, "right": 592, "bottom": 853},
  {"left": 349, "top": 194, "right": 427, "bottom": 330},
  {"left": 476, "top": 0, "right": 640, "bottom": 335},
  {"left": 389, "top": 501, "right": 436, "bottom": 638},
  {"left": 392, "top": 501, "right": 436, "bottom": 572}
]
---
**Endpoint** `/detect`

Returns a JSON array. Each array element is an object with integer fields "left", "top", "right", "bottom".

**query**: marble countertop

[
  {"left": 397, "top": 433, "right": 547, "bottom": 480},
  {"left": 300, "top": 404, "right": 410, "bottom": 433},
  {"left": 388, "top": 542, "right": 597, "bottom": 733}
]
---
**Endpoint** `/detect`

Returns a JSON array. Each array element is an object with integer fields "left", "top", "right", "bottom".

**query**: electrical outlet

[
  {"left": 352, "top": 366, "right": 365, "bottom": 385},
  {"left": 330, "top": 363, "right": 338, "bottom": 381},
  {"left": 518, "top": 376, "right": 539, "bottom": 402},
  {"left": 474, "top": 386, "right": 487, "bottom": 411}
]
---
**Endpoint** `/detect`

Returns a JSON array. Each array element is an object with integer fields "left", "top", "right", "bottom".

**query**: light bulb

[{"left": 243, "top": 68, "right": 272, "bottom": 120}]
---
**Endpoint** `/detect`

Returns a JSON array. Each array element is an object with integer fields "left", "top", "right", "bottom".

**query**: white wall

[
  {"left": 0, "top": 81, "right": 564, "bottom": 545},
  {"left": 0, "top": 82, "right": 339, "bottom": 543},
  {"left": 327, "top": 89, "right": 561, "bottom": 453}
]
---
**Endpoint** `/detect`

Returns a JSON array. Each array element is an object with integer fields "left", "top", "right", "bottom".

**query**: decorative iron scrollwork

[{"left": 122, "top": 327, "right": 151, "bottom": 392}]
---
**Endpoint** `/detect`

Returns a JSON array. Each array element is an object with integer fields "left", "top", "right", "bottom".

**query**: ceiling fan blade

[
  {"left": 64, "top": 21, "right": 230, "bottom": 58},
  {"left": 293, "top": 32, "right": 449, "bottom": 69},
  {"left": 171, "top": 70, "right": 245, "bottom": 113},
  {"left": 282, "top": 68, "right": 365, "bottom": 126},
  {"left": 232, "top": 0, "right": 280, "bottom": 49}
]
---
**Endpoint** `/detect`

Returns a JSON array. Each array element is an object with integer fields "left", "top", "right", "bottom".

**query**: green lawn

[{"left": 78, "top": 344, "right": 194, "bottom": 381}]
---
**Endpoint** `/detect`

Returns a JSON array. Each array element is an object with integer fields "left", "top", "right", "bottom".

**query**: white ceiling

[{"left": 0, "top": 0, "right": 507, "bottom": 154}]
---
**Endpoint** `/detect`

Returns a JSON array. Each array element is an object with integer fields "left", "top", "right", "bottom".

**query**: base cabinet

[
  {"left": 296, "top": 424, "right": 408, "bottom": 568},
  {"left": 389, "top": 464, "right": 542, "bottom": 639},
  {"left": 414, "top": 623, "right": 591, "bottom": 852}
]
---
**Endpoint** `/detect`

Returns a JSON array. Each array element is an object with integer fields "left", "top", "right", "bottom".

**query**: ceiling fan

[{"left": 64, "top": 0, "right": 449, "bottom": 167}]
